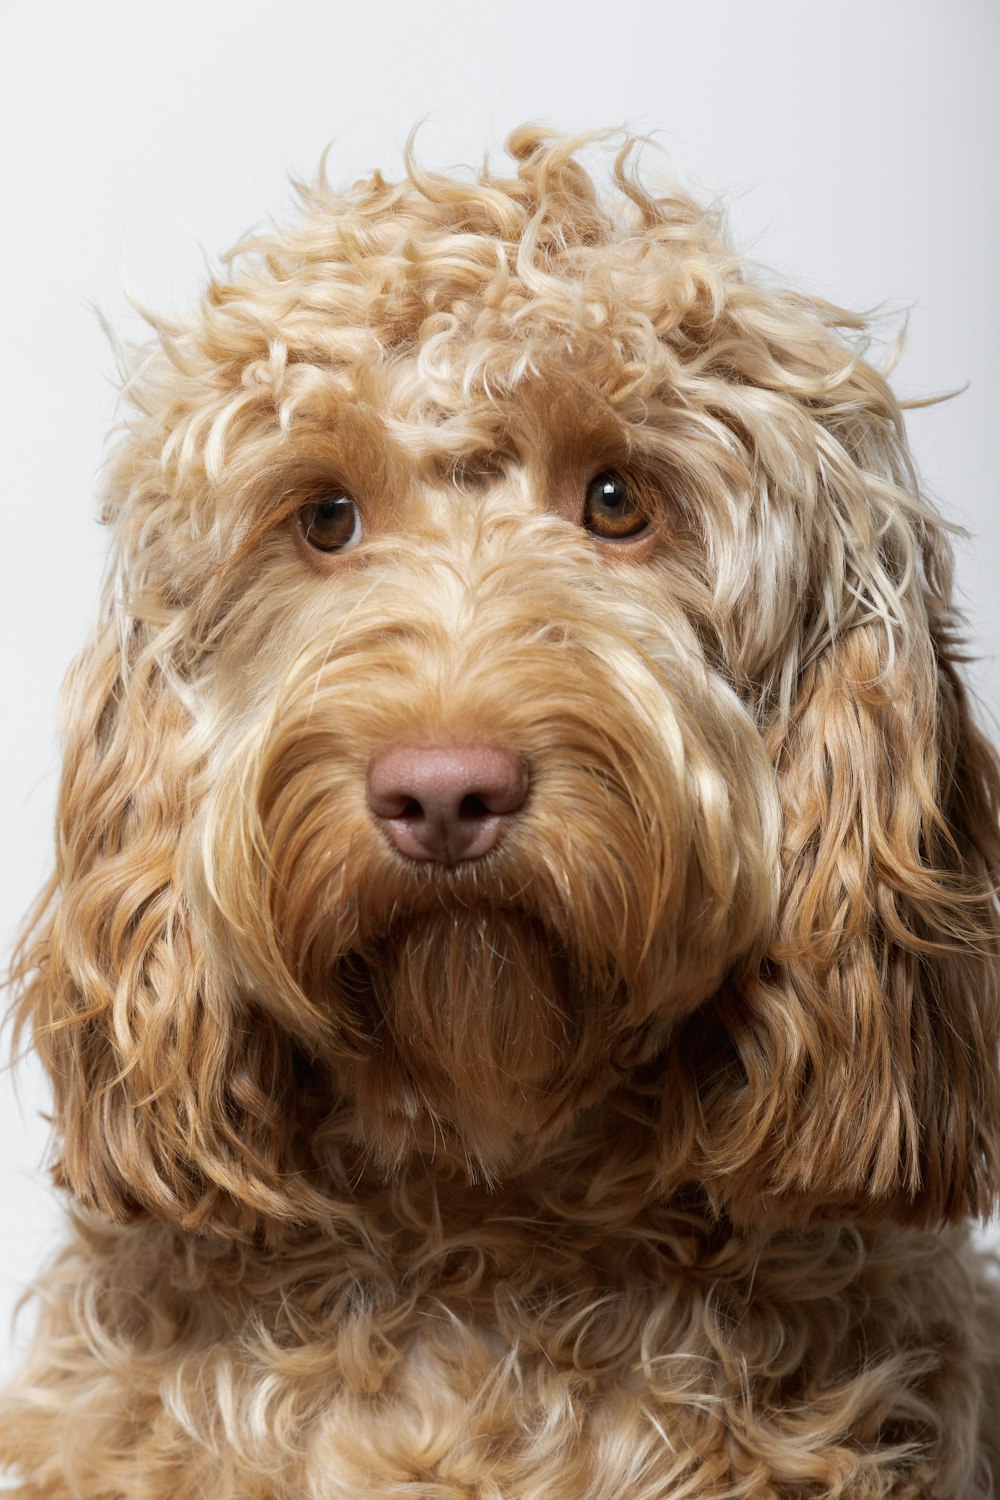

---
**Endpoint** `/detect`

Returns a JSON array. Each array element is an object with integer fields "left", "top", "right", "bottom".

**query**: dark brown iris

[
  {"left": 583, "top": 473, "right": 649, "bottom": 541},
  {"left": 299, "top": 495, "right": 362, "bottom": 553}
]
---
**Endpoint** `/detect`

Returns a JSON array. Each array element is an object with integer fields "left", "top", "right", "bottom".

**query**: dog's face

[
  {"left": 190, "top": 367, "right": 780, "bottom": 1175},
  {"left": 20, "top": 129, "right": 1000, "bottom": 1234}
]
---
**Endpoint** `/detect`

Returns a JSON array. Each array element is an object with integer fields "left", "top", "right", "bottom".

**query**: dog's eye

[
  {"left": 299, "top": 495, "right": 362, "bottom": 554},
  {"left": 583, "top": 473, "right": 649, "bottom": 541}
]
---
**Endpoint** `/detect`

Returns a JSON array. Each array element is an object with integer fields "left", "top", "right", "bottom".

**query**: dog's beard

[{"left": 327, "top": 905, "right": 652, "bottom": 1176}]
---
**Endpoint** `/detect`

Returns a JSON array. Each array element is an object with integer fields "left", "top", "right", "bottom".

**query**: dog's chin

[{"left": 325, "top": 902, "right": 665, "bottom": 1179}]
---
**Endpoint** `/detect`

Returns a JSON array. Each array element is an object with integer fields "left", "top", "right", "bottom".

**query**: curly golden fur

[{"left": 3, "top": 127, "right": 1000, "bottom": 1496}]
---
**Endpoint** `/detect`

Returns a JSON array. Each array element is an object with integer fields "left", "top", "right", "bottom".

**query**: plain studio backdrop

[{"left": 1, "top": 0, "right": 997, "bottom": 1378}]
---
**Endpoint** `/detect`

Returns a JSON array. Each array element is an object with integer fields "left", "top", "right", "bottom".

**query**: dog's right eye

[{"left": 299, "top": 495, "right": 362, "bottom": 554}]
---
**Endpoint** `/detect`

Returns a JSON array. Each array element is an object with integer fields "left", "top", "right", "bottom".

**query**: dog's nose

[{"left": 367, "top": 745, "right": 528, "bottom": 864}]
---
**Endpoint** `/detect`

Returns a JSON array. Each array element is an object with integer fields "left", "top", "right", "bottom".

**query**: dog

[{"left": 3, "top": 125, "right": 1000, "bottom": 1497}]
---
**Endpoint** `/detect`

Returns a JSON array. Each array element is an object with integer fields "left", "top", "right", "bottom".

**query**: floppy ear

[
  {"left": 661, "top": 394, "right": 1000, "bottom": 1227},
  {"left": 12, "top": 598, "right": 331, "bottom": 1239}
]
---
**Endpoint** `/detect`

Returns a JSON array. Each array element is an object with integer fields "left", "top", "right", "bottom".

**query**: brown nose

[{"left": 367, "top": 745, "right": 528, "bottom": 864}]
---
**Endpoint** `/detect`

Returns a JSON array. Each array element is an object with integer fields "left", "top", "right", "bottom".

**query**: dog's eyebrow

[
  {"left": 209, "top": 408, "right": 411, "bottom": 573},
  {"left": 506, "top": 378, "right": 632, "bottom": 515}
]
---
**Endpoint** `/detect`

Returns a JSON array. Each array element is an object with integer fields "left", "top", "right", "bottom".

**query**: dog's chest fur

[{"left": 24, "top": 1154, "right": 1000, "bottom": 1497}]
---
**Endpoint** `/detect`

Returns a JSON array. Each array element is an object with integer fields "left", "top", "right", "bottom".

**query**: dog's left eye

[
  {"left": 299, "top": 495, "right": 363, "bottom": 553},
  {"left": 583, "top": 473, "right": 649, "bottom": 541}
]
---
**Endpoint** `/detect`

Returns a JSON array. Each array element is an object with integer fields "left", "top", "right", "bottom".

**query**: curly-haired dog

[{"left": 3, "top": 128, "right": 1000, "bottom": 1497}]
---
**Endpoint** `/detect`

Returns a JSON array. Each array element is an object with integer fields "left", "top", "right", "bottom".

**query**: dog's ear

[
  {"left": 662, "top": 379, "right": 1000, "bottom": 1227},
  {"left": 12, "top": 601, "right": 328, "bottom": 1239}
]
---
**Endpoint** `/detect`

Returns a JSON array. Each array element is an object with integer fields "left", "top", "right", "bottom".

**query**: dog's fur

[{"left": 3, "top": 127, "right": 1000, "bottom": 1496}]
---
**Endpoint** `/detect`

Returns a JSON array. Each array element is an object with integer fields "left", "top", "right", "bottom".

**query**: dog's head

[{"left": 18, "top": 129, "right": 1000, "bottom": 1235}]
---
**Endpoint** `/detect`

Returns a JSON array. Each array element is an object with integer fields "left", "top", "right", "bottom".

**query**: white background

[{"left": 2, "top": 0, "right": 998, "bottom": 1374}]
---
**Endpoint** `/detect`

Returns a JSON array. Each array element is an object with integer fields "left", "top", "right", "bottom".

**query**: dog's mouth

[
  {"left": 359, "top": 879, "right": 539, "bottom": 940},
  {"left": 334, "top": 844, "right": 587, "bottom": 977}
]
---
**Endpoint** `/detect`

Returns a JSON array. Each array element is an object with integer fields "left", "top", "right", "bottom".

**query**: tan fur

[{"left": 3, "top": 127, "right": 999, "bottom": 1496}]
